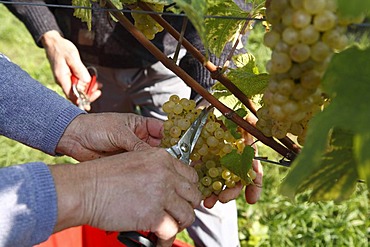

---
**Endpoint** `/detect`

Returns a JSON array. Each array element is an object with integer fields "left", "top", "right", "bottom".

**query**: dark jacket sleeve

[{"left": 5, "top": 0, "right": 63, "bottom": 46}]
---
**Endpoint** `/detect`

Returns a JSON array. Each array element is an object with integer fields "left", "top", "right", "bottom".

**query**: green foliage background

[{"left": 0, "top": 3, "right": 368, "bottom": 247}]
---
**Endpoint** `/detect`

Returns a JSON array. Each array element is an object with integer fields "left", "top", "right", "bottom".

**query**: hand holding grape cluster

[{"left": 161, "top": 95, "right": 261, "bottom": 204}]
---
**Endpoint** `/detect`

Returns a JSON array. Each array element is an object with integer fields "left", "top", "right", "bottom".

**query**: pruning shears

[
  {"left": 117, "top": 106, "right": 212, "bottom": 247},
  {"left": 71, "top": 66, "right": 97, "bottom": 110}
]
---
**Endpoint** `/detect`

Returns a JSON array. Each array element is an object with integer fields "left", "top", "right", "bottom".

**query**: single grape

[
  {"left": 208, "top": 167, "right": 220, "bottom": 178},
  {"left": 225, "top": 179, "right": 236, "bottom": 188},
  {"left": 271, "top": 52, "right": 292, "bottom": 73},
  {"left": 303, "top": 0, "right": 326, "bottom": 14},
  {"left": 292, "top": 9, "right": 311, "bottom": 29},
  {"left": 169, "top": 126, "right": 182, "bottom": 138},
  {"left": 201, "top": 176, "right": 212, "bottom": 187},
  {"left": 299, "top": 25, "right": 320, "bottom": 45},
  {"left": 205, "top": 160, "right": 217, "bottom": 169},
  {"left": 313, "top": 10, "right": 337, "bottom": 32},
  {"left": 169, "top": 94, "right": 180, "bottom": 103},
  {"left": 221, "top": 169, "right": 232, "bottom": 180},
  {"left": 173, "top": 103, "right": 183, "bottom": 115},
  {"left": 264, "top": 30, "right": 281, "bottom": 48},
  {"left": 212, "top": 181, "right": 223, "bottom": 191},
  {"left": 290, "top": 43, "right": 311, "bottom": 63},
  {"left": 162, "top": 101, "right": 175, "bottom": 113},
  {"left": 282, "top": 27, "right": 299, "bottom": 45}
]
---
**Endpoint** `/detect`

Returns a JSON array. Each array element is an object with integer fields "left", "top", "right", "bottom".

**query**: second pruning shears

[
  {"left": 117, "top": 106, "right": 212, "bottom": 247},
  {"left": 71, "top": 66, "right": 97, "bottom": 110}
]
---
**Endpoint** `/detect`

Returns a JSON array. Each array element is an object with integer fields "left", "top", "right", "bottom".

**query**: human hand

[
  {"left": 203, "top": 158, "right": 263, "bottom": 208},
  {"left": 41, "top": 30, "right": 101, "bottom": 107},
  {"left": 56, "top": 113, "right": 164, "bottom": 161},
  {"left": 202, "top": 132, "right": 263, "bottom": 208},
  {"left": 50, "top": 148, "right": 202, "bottom": 247}
]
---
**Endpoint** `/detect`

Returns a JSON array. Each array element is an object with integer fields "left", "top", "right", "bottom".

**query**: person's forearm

[
  {"left": 5, "top": 0, "right": 63, "bottom": 47},
  {"left": 48, "top": 163, "right": 88, "bottom": 232},
  {"left": 0, "top": 54, "right": 84, "bottom": 155}
]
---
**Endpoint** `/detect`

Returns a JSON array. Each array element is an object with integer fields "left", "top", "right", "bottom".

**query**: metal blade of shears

[{"left": 166, "top": 106, "right": 211, "bottom": 164}]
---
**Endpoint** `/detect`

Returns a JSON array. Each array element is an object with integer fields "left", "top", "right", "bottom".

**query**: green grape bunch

[
  {"left": 257, "top": 0, "right": 365, "bottom": 145},
  {"left": 130, "top": 3, "right": 165, "bottom": 40},
  {"left": 161, "top": 95, "right": 256, "bottom": 199}
]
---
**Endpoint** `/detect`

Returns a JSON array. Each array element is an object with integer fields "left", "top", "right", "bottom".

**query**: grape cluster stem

[{"left": 105, "top": 0, "right": 299, "bottom": 162}]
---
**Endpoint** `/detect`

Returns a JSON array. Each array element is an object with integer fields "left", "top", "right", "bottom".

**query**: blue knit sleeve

[
  {"left": 0, "top": 54, "right": 85, "bottom": 155},
  {"left": 0, "top": 162, "right": 57, "bottom": 246}
]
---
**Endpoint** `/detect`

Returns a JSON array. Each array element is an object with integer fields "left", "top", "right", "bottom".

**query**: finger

[
  {"left": 124, "top": 134, "right": 152, "bottom": 151},
  {"left": 203, "top": 194, "right": 218, "bottom": 208},
  {"left": 156, "top": 235, "right": 176, "bottom": 247},
  {"left": 174, "top": 178, "right": 202, "bottom": 207},
  {"left": 110, "top": 130, "right": 152, "bottom": 152},
  {"left": 153, "top": 212, "right": 178, "bottom": 247},
  {"left": 164, "top": 192, "right": 196, "bottom": 229},
  {"left": 146, "top": 118, "right": 164, "bottom": 139},
  {"left": 53, "top": 63, "right": 74, "bottom": 98},
  {"left": 89, "top": 89, "right": 102, "bottom": 102},
  {"left": 218, "top": 182, "right": 243, "bottom": 203},
  {"left": 135, "top": 118, "right": 164, "bottom": 147},
  {"left": 68, "top": 58, "right": 91, "bottom": 83},
  {"left": 245, "top": 160, "right": 263, "bottom": 204},
  {"left": 171, "top": 158, "right": 199, "bottom": 184}
]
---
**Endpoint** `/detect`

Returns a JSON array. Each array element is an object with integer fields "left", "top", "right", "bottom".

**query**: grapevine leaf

[
  {"left": 212, "top": 53, "right": 269, "bottom": 98},
  {"left": 220, "top": 146, "right": 254, "bottom": 182},
  {"left": 204, "top": 0, "right": 249, "bottom": 57},
  {"left": 224, "top": 108, "right": 247, "bottom": 139},
  {"left": 127, "top": 0, "right": 174, "bottom": 4},
  {"left": 227, "top": 70, "right": 269, "bottom": 98},
  {"left": 353, "top": 134, "right": 370, "bottom": 190},
  {"left": 337, "top": 0, "right": 370, "bottom": 17},
  {"left": 280, "top": 46, "right": 370, "bottom": 202},
  {"left": 174, "top": 0, "right": 208, "bottom": 53},
  {"left": 232, "top": 53, "right": 258, "bottom": 70},
  {"left": 294, "top": 129, "right": 358, "bottom": 202}
]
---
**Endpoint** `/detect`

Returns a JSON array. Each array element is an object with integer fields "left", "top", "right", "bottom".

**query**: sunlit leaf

[
  {"left": 204, "top": 0, "right": 248, "bottom": 57},
  {"left": 280, "top": 46, "right": 370, "bottom": 202}
]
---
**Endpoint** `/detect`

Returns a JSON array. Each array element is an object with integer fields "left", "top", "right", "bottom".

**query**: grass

[{"left": 0, "top": 3, "right": 369, "bottom": 247}]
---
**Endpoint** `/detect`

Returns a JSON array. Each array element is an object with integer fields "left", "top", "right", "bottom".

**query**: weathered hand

[
  {"left": 41, "top": 30, "right": 101, "bottom": 108},
  {"left": 56, "top": 113, "right": 164, "bottom": 161},
  {"left": 50, "top": 148, "right": 202, "bottom": 247}
]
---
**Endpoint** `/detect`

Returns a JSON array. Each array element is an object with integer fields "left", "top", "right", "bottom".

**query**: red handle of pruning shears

[{"left": 71, "top": 66, "right": 97, "bottom": 98}]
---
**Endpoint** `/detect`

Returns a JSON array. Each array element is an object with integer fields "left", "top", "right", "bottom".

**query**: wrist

[
  {"left": 40, "top": 30, "right": 63, "bottom": 48},
  {"left": 55, "top": 114, "right": 84, "bottom": 157},
  {"left": 49, "top": 163, "right": 91, "bottom": 232}
]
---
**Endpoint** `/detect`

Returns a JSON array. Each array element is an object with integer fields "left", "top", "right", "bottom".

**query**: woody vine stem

[{"left": 105, "top": 0, "right": 300, "bottom": 161}]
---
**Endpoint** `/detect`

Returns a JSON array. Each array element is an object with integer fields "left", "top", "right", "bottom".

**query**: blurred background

[{"left": 0, "top": 3, "right": 368, "bottom": 247}]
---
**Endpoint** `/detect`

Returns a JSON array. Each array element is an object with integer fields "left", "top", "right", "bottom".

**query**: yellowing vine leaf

[
  {"left": 280, "top": 46, "right": 370, "bottom": 202},
  {"left": 204, "top": 0, "right": 249, "bottom": 57},
  {"left": 212, "top": 53, "right": 269, "bottom": 99},
  {"left": 175, "top": 0, "right": 208, "bottom": 52}
]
